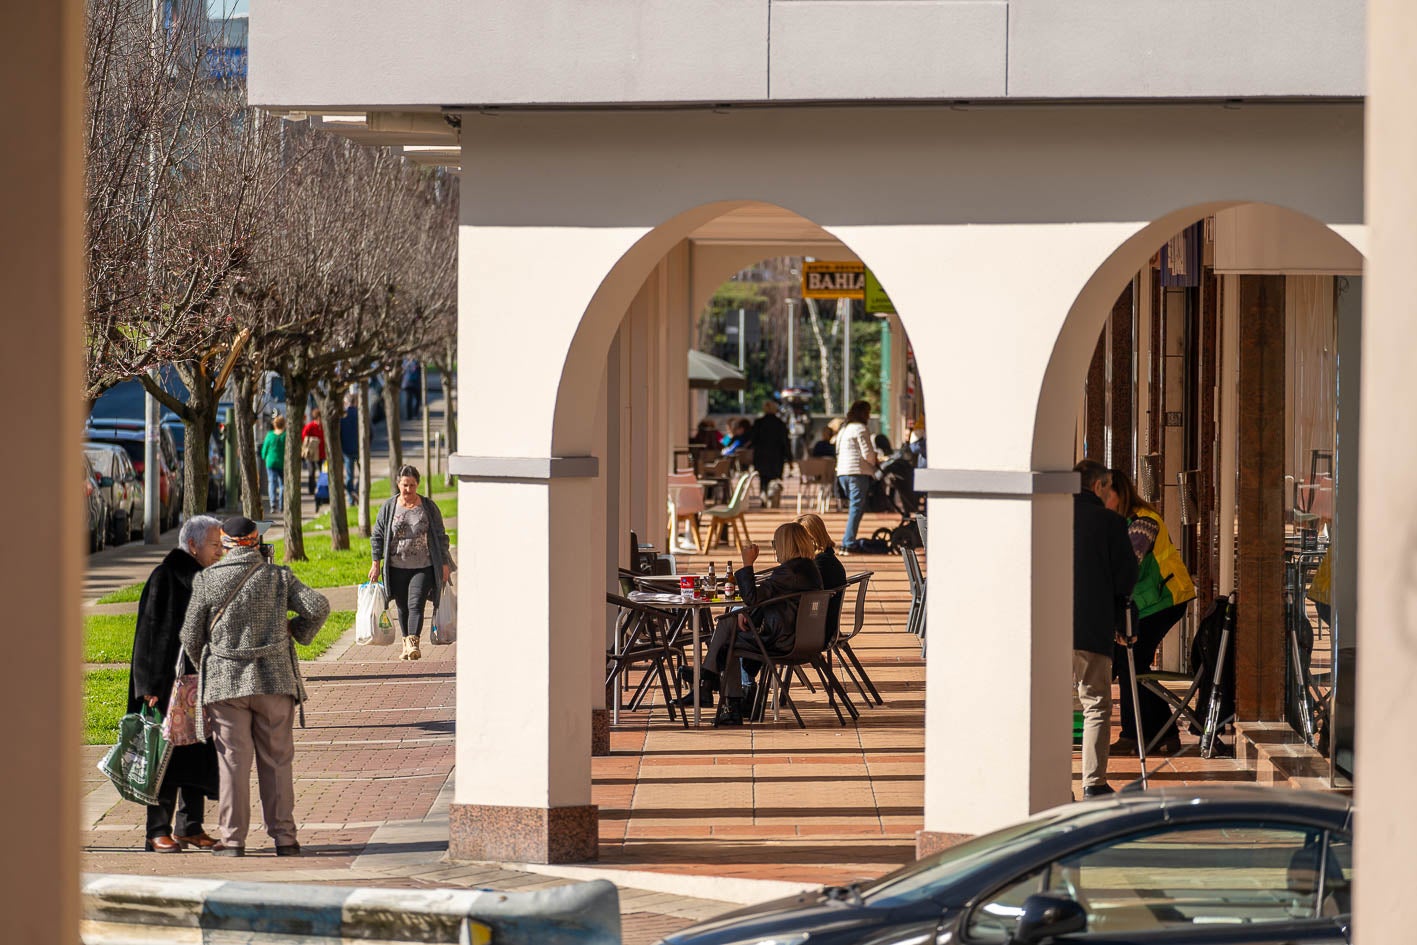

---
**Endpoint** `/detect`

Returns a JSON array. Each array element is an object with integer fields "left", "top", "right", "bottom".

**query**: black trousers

[
  {"left": 147, "top": 784, "right": 205, "bottom": 840},
  {"left": 1114, "top": 601, "right": 1189, "bottom": 742},
  {"left": 388, "top": 564, "right": 435, "bottom": 639}
]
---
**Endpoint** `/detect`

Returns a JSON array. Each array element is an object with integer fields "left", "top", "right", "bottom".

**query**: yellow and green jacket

[{"left": 1128, "top": 508, "right": 1196, "bottom": 618}]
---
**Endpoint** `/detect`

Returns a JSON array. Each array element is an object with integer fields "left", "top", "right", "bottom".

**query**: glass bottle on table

[
  {"left": 725, "top": 561, "right": 736, "bottom": 599},
  {"left": 707, "top": 561, "right": 717, "bottom": 600}
]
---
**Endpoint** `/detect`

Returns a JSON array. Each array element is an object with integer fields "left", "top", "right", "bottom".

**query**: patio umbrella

[{"left": 688, "top": 349, "right": 747, "bottom": 391}]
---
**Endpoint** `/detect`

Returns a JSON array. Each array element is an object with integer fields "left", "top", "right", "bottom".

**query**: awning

[{"left": 688, "top": 349, "right": 747, "bottom": 391}]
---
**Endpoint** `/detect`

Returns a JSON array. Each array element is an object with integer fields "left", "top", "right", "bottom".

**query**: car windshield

[{"left": 860, "top": 809, "right": 1079, "bottom": 909}]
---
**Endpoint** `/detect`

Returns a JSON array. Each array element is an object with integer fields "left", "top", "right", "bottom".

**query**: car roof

[{"left": 1086, "top": 784, "right": 1352, "bottom": 817}]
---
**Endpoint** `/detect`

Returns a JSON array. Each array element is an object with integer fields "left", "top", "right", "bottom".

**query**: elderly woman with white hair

[{"left": 125, "top": 514, "right": 225, "bottom": 853}]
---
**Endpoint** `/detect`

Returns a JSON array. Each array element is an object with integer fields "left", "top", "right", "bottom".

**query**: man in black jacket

[
  {"left": 750, "top": 400, "right": 792, "bottom": 508},
  {"left": 1073, "top": 460, "right": 1139, "bottom": 797}
]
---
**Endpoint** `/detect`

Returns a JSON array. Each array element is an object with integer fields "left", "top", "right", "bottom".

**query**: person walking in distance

[
  {"left": 339, "top": 392, "right": 359, "bottom": 505},
  {"left": 1071, "top": 460, "right": 1138, "bottom": 798},
  {"left": 369, "top": 465, "right": 455, "bottom": 661},
  {"left": 181, "top": 516, "right": 331, "bottom": 856},
  {"left": 750, "top": 399, "right": 792, "bottom": 508},
  {"left": 260, "top": 416, "right": 286, "bottom": 514},
  {"left": 834, "top": 400, "right": 879, "bottom": 552},
  {"left": 300, "top": 407, "right": 325, "bottom": 497},
  {"left": 400, "top": 357, "right": 422, "bottom": 421},
  {"left": 127, "top": 515, "right": 225, "bottom": 853}
]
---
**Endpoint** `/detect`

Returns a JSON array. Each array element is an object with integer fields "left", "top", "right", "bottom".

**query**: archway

[
  {"left": 1033, "top": 201, "right": 1364, "bottom": 791},
  {"left": 553, "top": 201, "right": 933, "bottom": 880}
]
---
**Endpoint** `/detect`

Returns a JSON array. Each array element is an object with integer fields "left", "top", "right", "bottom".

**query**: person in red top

[{"left": 300, "top": 408, "right": 326, "bottom": 497}]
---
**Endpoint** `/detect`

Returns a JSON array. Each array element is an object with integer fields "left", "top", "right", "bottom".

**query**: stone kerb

[{"left": 81, "top": 873, "right": 621, "bottom": 945}]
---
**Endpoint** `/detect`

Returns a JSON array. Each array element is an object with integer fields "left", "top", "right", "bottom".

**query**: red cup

[{"left": 679, "top": 576, "right": 696, "bottom": 597}]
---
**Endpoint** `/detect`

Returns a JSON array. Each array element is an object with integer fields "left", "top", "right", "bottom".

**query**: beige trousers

[
  {"left": 1072, "top": 649, "right": 1112, "bottom": 790},
  {"left": 207, "top": 694, "right": 298, "bottom": 847}
]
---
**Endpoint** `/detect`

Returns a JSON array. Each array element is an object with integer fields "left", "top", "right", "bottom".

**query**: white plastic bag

[
  {"left": 356, "top": 582, "right": 394, "bottom": 646},
  {"left": 431, "top": 582, "right": 457, "bottom": 645}
]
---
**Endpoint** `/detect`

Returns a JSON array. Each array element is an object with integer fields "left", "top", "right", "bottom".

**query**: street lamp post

[
  {"left": 737, "top": 306, "right": 746, "bottom": 414},
  {"left": 786, "top": 297, "right": 795, "bottom": 389}
]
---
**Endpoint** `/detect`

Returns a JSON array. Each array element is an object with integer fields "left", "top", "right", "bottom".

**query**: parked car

[
  {"left": 81, "top": 453, "right": 108, "bottom": 553},
  {"left": 83, "top": 442, "right": 145, "bottom": 545},
  {"left": 84, "top": 419, "right": 182, "bottom": 530},
  {"left": 160, "top": 417, "right": 227, "bottom": 511},
  {"left": 659, "top": 787, "right": 1353, "bottom": 945}
]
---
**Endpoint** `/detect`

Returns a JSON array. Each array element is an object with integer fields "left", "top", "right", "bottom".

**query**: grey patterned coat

[{"left": 180, "top": 545, "right": 330, "bottom": 741}]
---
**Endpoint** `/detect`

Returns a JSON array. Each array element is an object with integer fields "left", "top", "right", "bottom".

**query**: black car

[{"left": 660, "top": 787, "right": 1352, "bottom": 945}]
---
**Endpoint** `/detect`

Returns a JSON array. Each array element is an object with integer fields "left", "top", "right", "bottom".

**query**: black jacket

[
  {"left": 750, "top": 413, "right": 792, "bottom": 481},
  {"left": 1073, "top": 491, "right": 1139, "bottom": 656},
  {"left": 815, "top": 549, "right": 849, "bottom": 642},
  {"left": 735, "top": 556, "right": 823, "bottom": 656},
  {"left": 128, "top": 547, "right": 218, "bottom": 798}
]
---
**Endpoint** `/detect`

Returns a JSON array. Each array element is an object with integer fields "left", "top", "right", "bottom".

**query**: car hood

[{"left": 662, "top": 890, "right": 940, "bottom": 944}]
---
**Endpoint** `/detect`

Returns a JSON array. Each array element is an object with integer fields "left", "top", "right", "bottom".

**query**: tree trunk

[
  {"left": 381, "top": 373, "right": 402, "bottom": 484},
  {"left": 440, "top": 344, "right": 456, "bottom": 488},
  {"left": 804, "top": 298, "right": 838, "bottom": 416},
  {"left": 282, "top": 369, "right": 309, "bottom": 561},
  {"left": 357, "top": 378, "right": 372, "bottom": 537},
  {"left": 318, "top": 387, "right": 350, "bottom": 551},
  {"left": 234, "top": 370, "right": 264, "bottom": 519}
]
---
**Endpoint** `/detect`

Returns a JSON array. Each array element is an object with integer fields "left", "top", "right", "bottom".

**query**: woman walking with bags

[
  {"left": 181, "top": 516, "right": 330, "bottom": 856},
  {"left": 126, "top": 515, "right": 224, "bottom": 853},
  {"left": 369, "top": 465, "right": 455, "bottom": 661}
]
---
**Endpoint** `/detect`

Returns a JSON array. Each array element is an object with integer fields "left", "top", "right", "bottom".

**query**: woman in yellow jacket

[{"left": 1106, "top": 468, "right": 1197, "bottom": 755}]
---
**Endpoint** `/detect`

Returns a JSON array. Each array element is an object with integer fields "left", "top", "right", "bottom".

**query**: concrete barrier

[{"left": 81, "top": 873, "right": 621, "bottom": 945}]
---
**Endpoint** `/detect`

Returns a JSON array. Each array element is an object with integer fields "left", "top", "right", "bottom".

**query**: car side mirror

[
  {"left": 100, "top": 476, "right": 114, "bottom": 488},
  {"left": 1013, "top": 893, "right": 1086, "bottom": 944}
]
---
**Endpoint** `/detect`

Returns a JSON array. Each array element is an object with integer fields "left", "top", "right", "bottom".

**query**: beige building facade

[{"left": 8, "top": 1, "right": 1417, "bottom": 942}]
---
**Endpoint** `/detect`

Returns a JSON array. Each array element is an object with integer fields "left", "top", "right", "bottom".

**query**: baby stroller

[{"left": 873, "top": 451, "right": 919, "bottom": 519}]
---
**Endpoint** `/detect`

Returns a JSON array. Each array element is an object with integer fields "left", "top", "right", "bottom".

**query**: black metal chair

[
  {"left": 831, "top": 571, "right": 883, "bottom": 707},
  {"left": 735, "top": 589, "right": 859, "bottom": 728},
  {"left": 901, "top": 546, "right": 927, "bottom": 654},
  {"left": 605, "top": 593, "right": 687, "bottom": 727},
  {"left": 1136, "top": 592, "right": 1237, "bottom": 758}
]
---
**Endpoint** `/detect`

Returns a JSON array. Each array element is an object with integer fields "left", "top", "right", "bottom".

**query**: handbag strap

[{"left": 208, "top": 561, "right": 263, "bottom": 637}]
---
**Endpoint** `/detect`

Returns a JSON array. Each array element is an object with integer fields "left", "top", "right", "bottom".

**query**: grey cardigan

[
  {"left": 181, "top": 545, "right": 331, "bottom": 740},
  {"left": 371, "top": 494, "right": 455, "bottom": 605}
]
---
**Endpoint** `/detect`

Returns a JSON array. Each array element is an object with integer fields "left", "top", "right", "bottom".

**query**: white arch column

[
  {"left": 449, "top": 225, "right": 651, "bottom": 862},
  {"left": 832, "top": 222, "right": 1147, "bottom": 849}
]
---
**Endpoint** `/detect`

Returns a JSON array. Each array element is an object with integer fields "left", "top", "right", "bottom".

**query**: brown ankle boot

[
  {"left": 400, "top": 635, "right": 414, "bottom": 660},
  {"left": 407, "top": 636, "right": 421, "bottom": 660}
]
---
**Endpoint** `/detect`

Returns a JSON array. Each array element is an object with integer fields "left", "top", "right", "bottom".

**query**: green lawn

[
  {"left": 84, "top": 669, "right": 130, "bottom": 745},
  {"left": 83, "top": 610, "right": 355, "bottom": 745},
  {"left": 295, "top": 609, "right": 354, "bottom": 660},
  {"left": 306, "top": 493, "right": 455, "bottom": 533},
  {"left": 271, "top": 533, "right": 374, "bottom": 588},
  {"left": 85, "top": 614, "right": 138, "bottom": 663},
  {"left": 368, "top": 477, "right": 455, "bottom": 502},
  {"left": 95, "top": 583, "right": 145, "bottom": 605}
]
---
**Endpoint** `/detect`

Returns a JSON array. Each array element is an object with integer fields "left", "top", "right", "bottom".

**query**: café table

[{"left": 629, "top": 575, "right": 743, "bottom": 726}]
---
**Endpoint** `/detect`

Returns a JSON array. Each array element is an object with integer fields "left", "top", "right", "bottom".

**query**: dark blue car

[{"left": 660, "top": 787, "right": 1352, "bottom": 945}]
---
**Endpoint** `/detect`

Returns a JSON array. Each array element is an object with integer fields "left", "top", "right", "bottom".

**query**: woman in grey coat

[
  {"left": 181, "top": 516, "right": 330, "bottom": 857},
  {"left": 369, "top": 464, "right": 454, "bottom": 661}
]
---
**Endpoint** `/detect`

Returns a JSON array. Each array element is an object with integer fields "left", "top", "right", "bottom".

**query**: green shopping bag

[{"left": 97, "top": 705, "right": 172, "bottom": 805}]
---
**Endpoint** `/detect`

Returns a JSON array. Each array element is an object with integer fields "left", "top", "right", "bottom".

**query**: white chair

[
  {"left": 666, "top": 473, "right": 706, "bottom": 553},
  {"left": 796, "top": 456, "right": 837, "bottom": 514}
]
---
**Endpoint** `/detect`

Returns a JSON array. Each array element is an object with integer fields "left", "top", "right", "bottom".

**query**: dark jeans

[
  {"left": 343, "top": 453, "right": 357, "bottom": 502},
  {"left": 147, "top": 784, "right": 205, "bottom": 840},
  {"left": 838, "top": 474, "right": 872, "bottom": 548},
  {"left": 388, "top": 564, "right": 434, "bottom": 639},
  {"left": 1114, "top": 601, "right": 1189, "bottom": 743},
  {"left": 706, "top": 612, "right": 764, "bottom": 698},
  {"left": 401, "top": 388, "right": 421, "bottom": 420}
]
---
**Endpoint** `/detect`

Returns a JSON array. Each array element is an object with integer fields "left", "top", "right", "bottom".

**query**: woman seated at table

[
  {"left": 797, "top": 512, "right": 848, "bottom": 639},
  {"left": 702, "top": 522, "right": 822, "bottom": 726}
]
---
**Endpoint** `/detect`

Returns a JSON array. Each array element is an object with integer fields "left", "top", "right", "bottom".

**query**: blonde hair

[
  {"left": 771, "top": 522, "right": 816, "bottom": 562},
  {"left": 795, "top": 513, "right": 834, "bottom": 553},
  {"left": 272, "top": 415, "right": 286, "bottom": 432}
]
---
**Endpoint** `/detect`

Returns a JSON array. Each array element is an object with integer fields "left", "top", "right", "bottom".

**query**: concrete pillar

[
  {"left": 1108, "top": 282, "right": 1135, "bottom": 473},
  {"left": 1235, "top": 275, "right": 1287, "bottom": 720},
  {"left": 916, "top": 483, "right": 1075, "bottom": 853},
  {"left": 449, "top": 473, "right": 600, "bottom": 862},
  {"left": 1218, "top": 275, "right": 1241, "bottom": 596},
  {"left": 1084, "top": 329, "right": 1106, "bottom": 459},
  {"left": 2, "top": 3, "right": 82, "bottom": 941},
  {"left": 1358, "top": 3, "right": 1417, "bottom": 940}
]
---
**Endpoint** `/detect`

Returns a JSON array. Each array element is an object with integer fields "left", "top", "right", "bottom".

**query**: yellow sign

[{"left": 802, "top": 261, "right": 864, "bottom": 299}]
